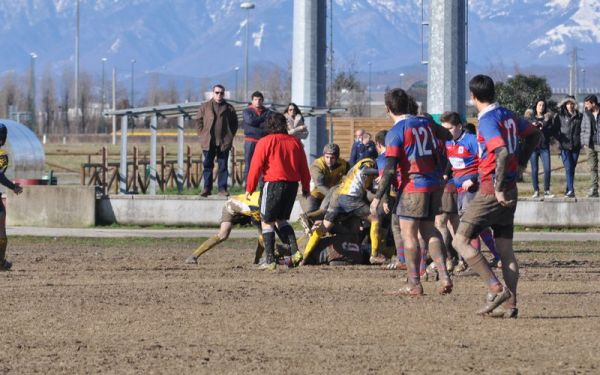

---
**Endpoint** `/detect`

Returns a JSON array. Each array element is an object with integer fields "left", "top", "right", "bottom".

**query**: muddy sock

[
  {"left": 428, "top": 237, "right": 449, "bottom": 280},
  {"left": 465, "top": 252, "right": 501, "bottom": 291},
  {"left": 500, "top": 257, "right": 519, "bottom": 307},
  {"left": 470, "top": 237, "right": 481, "bottom": 252},
  {"left": 278, "top": 224, "right": 299, "bottom": 255},
  {"left": 0, "top": 237, "right": 6, "bottom": 262},
  {"left": 396, "top": 246, "right": 406, "bottom": 264},
  {"left": 419, "top": 246, "right": 428, "bottom": 275},
  {"left": 405, "top": 245, "right": 421, "bottom": 285},
  {"left": 262, "top": 229, "right": 276, "bottom": 264},
  {"left": 391, "top": 218, "right": 404, "bottom": 263},
  {"left": 369, "top": 220, "right": 381, "bottom": 257},
  {"left": 480, "top": 228, "right": 499, "bottom": 260},
  {"left": 192, "top": 235, "right": 223, "bottom": 257}
]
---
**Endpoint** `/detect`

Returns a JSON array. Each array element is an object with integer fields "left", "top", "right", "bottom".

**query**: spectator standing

[
  {"left": 580, "top": 94, "right": 600, "bottom": 197},
  {"left": 284, "top": 103, "right": 308, "bottom": 140},
  {"left": 528, "top": 99, "right": 555, "bottom": 198},
  {"left": 349, "top": 128, "right": 365, "bottom": 166},
  {"left": 358, "top": 132, "right": 378, "bottom": 161},
  {"left": 243, "top": 91, "right": 269, "bottom": 183},
  {"left": 196, "top": 84, "right": 239, "bottom": 197},
  {"left": 553, "top": 95, "right": 582, "bottom": 198}
]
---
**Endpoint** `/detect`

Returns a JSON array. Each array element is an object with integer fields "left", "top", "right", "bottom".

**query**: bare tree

[
  {"left": 0, "top": 72, "right": 20, "bottom": 118},
  {"left": 145, "top": 73, "right": 161, "bottom": 106},
  {"left": 165, "top": 79, "right": 179, "bottom": 104},
  {"left": 40, "top": 65, "right": 56, "bottom": 135},
  {"left": 78, "top": 71, "right": 93, "bottom": 133},
  {"left": 60, "top": 67, "right": 73, "bottom": 136}
]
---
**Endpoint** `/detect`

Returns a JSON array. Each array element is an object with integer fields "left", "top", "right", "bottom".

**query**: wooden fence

[{"left": 81, "top": 145, "right": 247, "bottom": 194}]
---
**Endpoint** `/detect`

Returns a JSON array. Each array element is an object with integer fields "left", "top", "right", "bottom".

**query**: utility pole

[
  {"left": 74, "top": 0, "right": 80, "bottom": 132},
  {"left": 292, "top": 0, "right": 327, "bottom": 162},
  {"left": 241, "top": 2, "right": 255, "bottom": 102},
  {"left": 426, "top": 0, "right": 467, "bottom": 121},
  {"left": 568, "top": 47, "right": 578, "bottom": 97},
  {"left": 29, "top": 52, "right": 37, "bottom": 132}
]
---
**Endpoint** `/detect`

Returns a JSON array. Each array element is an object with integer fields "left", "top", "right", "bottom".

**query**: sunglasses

[{"left": 214, "top": 91, "right": 224, "bottom": 95}]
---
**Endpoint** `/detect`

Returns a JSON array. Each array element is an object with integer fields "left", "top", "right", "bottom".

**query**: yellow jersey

[{"left": 336, "top": 158, "right": 377, "bottom": 197}]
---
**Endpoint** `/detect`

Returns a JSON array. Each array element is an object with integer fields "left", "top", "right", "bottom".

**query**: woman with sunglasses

[{"left": 284, "top": 103, "right": 308, "bottom": 140}]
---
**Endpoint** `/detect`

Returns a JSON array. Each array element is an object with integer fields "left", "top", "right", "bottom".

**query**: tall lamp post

[
  {"left": 30, "top": 52, "right": 37, "bottom": 132},
  {"left": 240, "top": 2, "right": 255, "bottom": 101},
  {"left": 368, "top": 61, "right": 372, "bottom": 117},
  {"left": 130, "top": 59, "right": 136, "bottom": 107},
  {"left": 399, "top": 72, "right": 405, "bottom": 89},
  {"left": 101, "top": 57, "right": 107, "bottom": 131},
  {"left": 234, "top": 66, "right": 240, "bottom": 100},
  {"left": 581, "top": 68, "right": 586, "bottom": 93}
]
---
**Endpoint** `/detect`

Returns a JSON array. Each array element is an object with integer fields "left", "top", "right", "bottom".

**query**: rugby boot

[
  {"left": 487, "top": 305, "right": 519, "bottom": 319},
  {"left": 476, "top": 288, "right": 512, "bottom": 315},
  {"left": 369, "top": 254, "right": 386, "bottom": 265},
  {"left": 291, "top": 251, "right": 303, "bottom": 267},
  {"left": 436, "top": 278, "right": 453, "bottom": 295},
  {"left": 184, "top": 255, "right": 198, "bottom": 265},
  {"left": 259, "top": 262, "right": 277, "bottom": 271},
  {"left": 385, "top": 283, "right": 424, "bottom": 297},
  {"left": 0, "top": 259, "right": 12, "bottom": 271},
  {"left": 298, "top": 213, "right": 313, "bottom": 235}
]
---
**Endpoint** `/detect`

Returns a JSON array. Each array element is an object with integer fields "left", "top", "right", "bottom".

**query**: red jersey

[{"left": 246, "top": 133, "right": 311, "bottom": 194}]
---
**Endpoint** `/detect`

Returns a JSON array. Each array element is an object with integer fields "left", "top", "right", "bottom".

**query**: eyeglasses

[{"left": 214, "top": 91, "right": 224, "bottom": 95}]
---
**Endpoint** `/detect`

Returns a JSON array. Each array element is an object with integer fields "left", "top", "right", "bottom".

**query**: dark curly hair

[{"left": 265, "top": 112, "right": 288, "bottom": 134}]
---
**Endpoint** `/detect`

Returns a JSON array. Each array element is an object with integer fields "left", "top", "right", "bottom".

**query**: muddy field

[{"left": 1, "top": 236, "right": 599, "bottom": 374}]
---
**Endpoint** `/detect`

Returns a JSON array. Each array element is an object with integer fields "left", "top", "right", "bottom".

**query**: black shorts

[{"left": 259, "top": 181, "right": 298, "bottom": 222}]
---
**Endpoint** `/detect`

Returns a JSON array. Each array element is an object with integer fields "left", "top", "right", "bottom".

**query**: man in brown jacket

[{"left": 197, "top": 84, "right": 239, "bottom": 197}]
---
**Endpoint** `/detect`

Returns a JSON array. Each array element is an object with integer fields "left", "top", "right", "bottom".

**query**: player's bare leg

[
  {"left": 420, "top": 220, "right": 452, "bottom": 294},
  {"left": 489, "top": 237, "right": 518, "bottom": 317},
  {"left": 386, "top": 218, "right": 423, "bottom": 296}
]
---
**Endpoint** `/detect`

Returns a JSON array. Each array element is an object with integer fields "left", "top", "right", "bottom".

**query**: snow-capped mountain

[{"left": 0, "top": 0, "right": 597, "bottom": 80}]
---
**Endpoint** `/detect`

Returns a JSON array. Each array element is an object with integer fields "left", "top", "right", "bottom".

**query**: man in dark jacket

[
  {"left": 581, "top": 95, "right": 600, "bottom": 197},
  {"left": 196, "top": 84, "right": 239, "bottom": 197},
  {"left": 242, "top": 91, "right": 269, "bottom": 184}
]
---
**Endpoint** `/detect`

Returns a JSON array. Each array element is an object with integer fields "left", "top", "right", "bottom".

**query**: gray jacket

[{"left": 581, "top": 110, "right": 600, "bottom": 147}]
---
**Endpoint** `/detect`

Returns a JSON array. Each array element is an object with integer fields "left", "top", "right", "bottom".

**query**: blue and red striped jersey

[
  {"left": 477, "top": 104, "right": 537, "bottom": 194},
  {"left": 446, "top": 131, "right": 479, "bottom": 192},
  {"left": 385, "top": 116, "right": 444, "bottom": 193}
]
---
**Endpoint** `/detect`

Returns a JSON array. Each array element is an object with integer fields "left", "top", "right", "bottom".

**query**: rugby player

[
  {"left": 372, "top": 89, "right": 453, "bottom": 296},
  {"left": 246, "top": 112, "right": 311, "bottom": 271},
  {"left": 452, "top": 75, "right": 540, "bottom": 318}
]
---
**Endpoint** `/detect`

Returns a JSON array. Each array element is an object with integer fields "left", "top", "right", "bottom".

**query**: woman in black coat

[{"left": 553, "top": 95, "right": 582, "bottom": 197}]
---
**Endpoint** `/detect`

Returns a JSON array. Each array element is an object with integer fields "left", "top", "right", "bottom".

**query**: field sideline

[{"left": 1, "top": 237, "right": 599, "bottom": 374}]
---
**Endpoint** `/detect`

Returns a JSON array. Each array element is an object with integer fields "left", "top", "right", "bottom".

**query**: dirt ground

[{"left": 1, "top": 237, "right": 599, "bottom": 374}]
